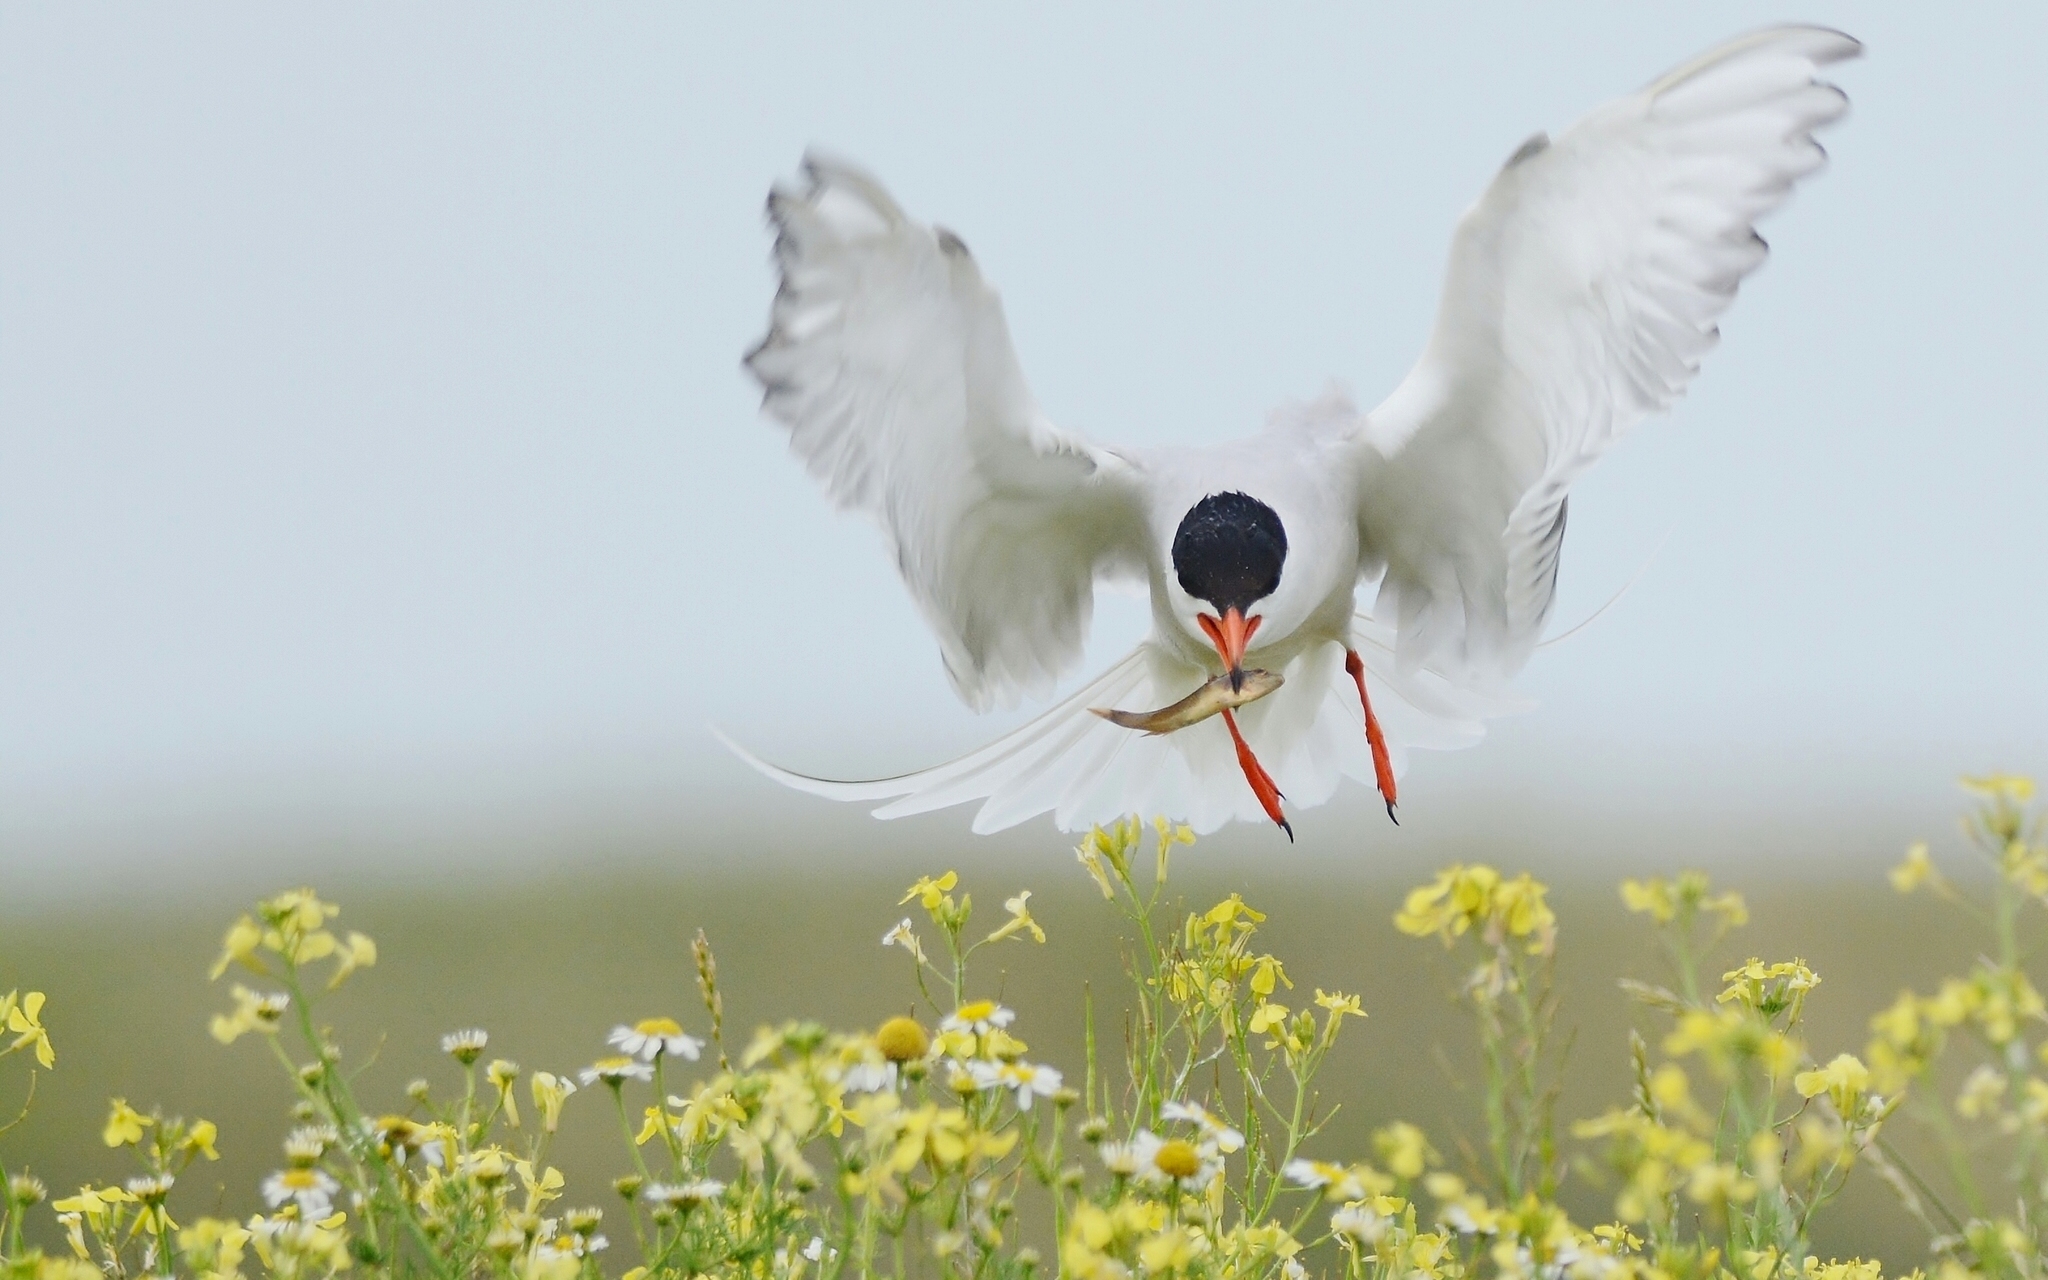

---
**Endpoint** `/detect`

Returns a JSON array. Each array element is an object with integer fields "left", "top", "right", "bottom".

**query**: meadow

[{"left": 1, "top": 781, "right": 2039, "bottom": 1279}]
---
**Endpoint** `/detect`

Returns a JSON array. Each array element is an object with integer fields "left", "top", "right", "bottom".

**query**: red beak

[{"left": 1196, "top": 607, "right": 1262, "bottom": 690}]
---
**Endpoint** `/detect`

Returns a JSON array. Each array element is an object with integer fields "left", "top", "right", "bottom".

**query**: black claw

[
  {"left": 1278, "top": 818, "right": 1295, "bottom": 842},
  {"left": 1384, "top": 800, "right": 1400, "bottom": 826}
]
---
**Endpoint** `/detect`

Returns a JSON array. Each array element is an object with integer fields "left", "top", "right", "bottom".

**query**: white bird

[{"left": 729, "top": 26, "right": 1858, "bottom": 837}]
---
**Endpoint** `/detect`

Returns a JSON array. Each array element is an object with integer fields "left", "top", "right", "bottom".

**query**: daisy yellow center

[
  {"left": 955, "top": 1000, "right": 997, "bottom": 1023},
  {"left": 593, "top": 1056, "right": 636, "bottom": 1074},
  {"left": 278, "top": 1169, "right": 322, "bottom": 1191},
  {"left": 875, "top": 1016, "right": 929, "bottom": 1062},
  {"left": 1154, "top": 1139, "right": 1202, "bottom": 1179},
  {"left": 635, "top": 1017, "right": 683, "bottom": 1037}
]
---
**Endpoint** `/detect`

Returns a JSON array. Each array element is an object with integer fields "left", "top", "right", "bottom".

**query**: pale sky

[{"left": 3, "top": 4, "right": 2044, "bottom": 893}]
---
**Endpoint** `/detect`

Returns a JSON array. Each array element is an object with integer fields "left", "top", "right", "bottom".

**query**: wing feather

[
  {"left": 747, "top": 152, "right": 1147, "bottom": 709},
  {"left": 1358, "top": 27, "right": 1857, "bottom": 686}
]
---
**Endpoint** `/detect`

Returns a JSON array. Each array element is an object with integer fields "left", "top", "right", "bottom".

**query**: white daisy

[
  {"left": 579, "top": 1056, "right": 656, "bottom": 1087},
  {"left": 941, "top": 1000, "right": 1015, "bottom": 1035},
  {"left": 1283, "top": 1158, "right": 1367, "bottom": 1201},
  {"left": 608, "top": 1017, "right": 704, "bottom": 1062},
  {"left": 967, "top": 1059, "right": 1063, "bottom": 1110},
  {"left": 1160, "top": 1099, "right": 1245, "bottom": 1153},
  {"left": 262, "top": 1167, "right": 340, "bottom": 1219},
  {"left": 440, "top": 1028, "right": 489, "bottom": 1063}
]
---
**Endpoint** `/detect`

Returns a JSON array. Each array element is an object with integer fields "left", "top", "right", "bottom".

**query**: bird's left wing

[
  {"left": 1354, "top": 26, "right": 1858, "bottom": 688},
  {"left": 747, "top": 152, "right": 1148, "bottom": 710}
]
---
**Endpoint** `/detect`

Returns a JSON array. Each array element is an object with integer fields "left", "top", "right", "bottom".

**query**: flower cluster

[{"left": 2, "top": 776, "right": 2045, "bottom": 1279}]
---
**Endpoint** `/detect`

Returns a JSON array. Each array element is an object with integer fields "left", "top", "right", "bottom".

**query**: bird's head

[{"left": 1170, "top": 491, "right": 1287, "bottom": 691}]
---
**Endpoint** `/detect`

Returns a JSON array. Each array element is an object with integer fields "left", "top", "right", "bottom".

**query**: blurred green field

[{"left": 0, "top": 841, "right": 1987, "bottom": 1269}]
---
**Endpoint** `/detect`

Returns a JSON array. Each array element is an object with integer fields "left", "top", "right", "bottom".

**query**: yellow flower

[
  {"left": 1890, "top": 843, "right": 1935, "bottom": 893},
  {"left": 900, "top": 871, "right": 958, "bottom": 911},
  {"left": 4, "top": 990, "right": 55, "bottom": 1068},
  {"left": 1248, "top": 954, "right": 1292, "bottom": 996},
  {"left": 1620, "top": 878, "right": 1676, "bottom": 922},
  {"left": 1397, "top": 865, "right": 1499, "bottom": 941},
  {"left": 985, "top": 891, "right": 1046, "bottom": 944},
  {"left": 1795, "top": 1053, "right": 1872, "bottom": 1116},
  {"left": 530, "top": 1071, "right": 577, "bottom": 1133},
  {"left": 182, "top": 1120, "right": 221, "bottom": 1161},
  {"left": 1375, "top": 1121, "right": 1433, "bottom": 1181},
  {"left": 1962, "top": 774, "right": 2036, "bottom": 804},
  {"left": 209, "top": 986, "right": 289, "bottom": 1044},
  {"left": 327, "top": 931, "right": 377, "bottom": 989},
  {"left": 209, "top": 917, "right": 265, "bottom": 980},
  {"left": 1249, "top": 1002, "right": 1290, "bottom": 1035},
  {"left": 1140, "top": 1226, "right": 1200, "bottom": 1272},
  {"left": 103, "top": 1098, "right": 152, "bottom": 1147}
]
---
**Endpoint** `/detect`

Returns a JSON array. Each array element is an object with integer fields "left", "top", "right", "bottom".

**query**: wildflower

[
  {"left": 985, "top": 891, "right": 1047, "bottom": 944},
  {"left": 183, "top": 1119, "right": 221, "bottom": 1161},
  {"left": 1956, "top": 1064, "right": 2005, "bottom": 1119},
  {"left": 1315, "top": 988, "right": 1366, "bottom": 1022},
  {"left": 642, "top": 1179, "right": 725, "bottom": 1210},
  {"left": 531, "top": 1071, "right": 577, "bottom": 1132},
  {"left": 609, "top": 1016, "right": 704, "bottom": 1062},
  {"left": 876, "top": 1015, "right": 930, "bottom": 1062},
  {"left": 1795, "top": 1053, "right": 1873, "bottom": 1117},
  {"left": 881, "top": 918, "right": 927, "bottom": 963},
  {"left": 209, "top": 987, "right": 289, "bottom": 1044},
  {"left": 1718, "top": 958, "right": 1822, "bottom": 1016},
  {"left": 3, "top": 990, "right": 55, "bottom": 1068},
  {"left": 181, "top": 1218, "right": 252, "bottom": 1280},
  {"left": 1331, "top": 1197, "right": 1402, "bottom": 1245},
  {"left": 327, "top": 930, "right": 377, "bottom": 989},
  {"left": 8, "top": 1173, "right": 47, "bottom": 1207},
  {"left": 1370, "top": 1121, "right": 1432, "bottom": 1180},
  {"left": 282, "top": 1125, "right": 333, "bottom": 1163},
  {"left": 482, "top": 1058, "right": 522, "bottom": 1123},
  {"left": 901, "top": 871, "right": 959, "bottom": 911},
  {"left": 1098, "top": 1129, "right": 1162, "bottom": 1178},
  {"left": 103, "top": 1098, "right": 152, "bottom": 1147},
  {"left": 370, "top": 1114, "right": 451, "bottom": 1166},
  {"left": 943, "top": 1000, "right": 1015, "bottom": 1035},
  {"left": 209, "top": 917, "right": 265, "bottom": 980},
  {"left": 441, "top": 1028, "right": 489, "bottom": 1063},
  {"left": 579, "top": 1056, "right": 654, "bottom": 1087},
  {"left": 460, "top": 1147, "right": 512, "bottom": 1185},
  {"left": 1161, "top": 1099, "right": 1245, "bottom": 1153},
  {"left": 1890, "top": 843, "right": 1936, "bottom": 893},
  {"left": 1141, "top": 1226, "right": 1201, "bottom": 1272},
  {"left": 969, "top": 1059, "right": 1063, "bottom": 1109},
  {"left": 1963, "top": 774, "right": 2036, "bottom": 804},
  {"left": 261, "top": 1167, "right": 340, "bottom": 1219},
  {"left": 125, "top": 1173, "right": 175, "bottom": 1205},
  {"left": 1283, "top": 1159, "right": 1382, "bottom": 1201}
]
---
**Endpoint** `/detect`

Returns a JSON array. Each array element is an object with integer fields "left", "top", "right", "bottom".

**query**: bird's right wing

[
  {"left": 1354, "top": 26, "right": 1857, "bottom": 689},
  {"left": 747, "top": 153, "right": 1149, "bottom": 711}
]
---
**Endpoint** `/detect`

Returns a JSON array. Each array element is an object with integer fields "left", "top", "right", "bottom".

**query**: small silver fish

[{"left": 1090, "top": 668, "right": 1285, "bottom": 736}]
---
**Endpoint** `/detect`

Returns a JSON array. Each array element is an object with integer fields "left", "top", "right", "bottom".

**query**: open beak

[{"left": 1196, "top": 608, "right": 1262, "bottom": 691}]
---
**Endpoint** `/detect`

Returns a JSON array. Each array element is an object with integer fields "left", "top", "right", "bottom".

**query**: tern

[{"left": 728, "top": 26, "right": 1857, "bottom": 837}]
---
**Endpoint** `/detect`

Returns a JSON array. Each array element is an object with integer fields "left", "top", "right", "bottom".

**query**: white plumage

[{"left": 728, "top": 26, "right": 1858, "bottom": 834}]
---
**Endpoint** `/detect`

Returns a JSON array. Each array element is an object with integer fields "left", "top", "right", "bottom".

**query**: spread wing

[
  {"left": 1356, "top": 26, "right": 1858, "bottom": 688},
  {"left": 746, "top": 153, "right": 1148, "bottom": 710}
]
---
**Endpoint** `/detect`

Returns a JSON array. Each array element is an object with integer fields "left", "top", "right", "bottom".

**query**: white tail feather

[{"left": 720, "top": 623, "right": 1529, "bottom": 834}]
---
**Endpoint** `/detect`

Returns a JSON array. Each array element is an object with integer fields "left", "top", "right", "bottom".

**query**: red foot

[
  {"left": 1220, "top": 708, "right": 1292, "bottom": 840},
  {"left": 1345, "top": 649, "right": 1399, "bottom": 824}
]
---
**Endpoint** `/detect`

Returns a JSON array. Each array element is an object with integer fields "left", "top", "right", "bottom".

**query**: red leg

[
  {"left": 1345, "top": 649, "right": 1399, "bottom": 824},
  {"left": 1220, "top": 707, "right": 1292, "bottom": 841}
]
